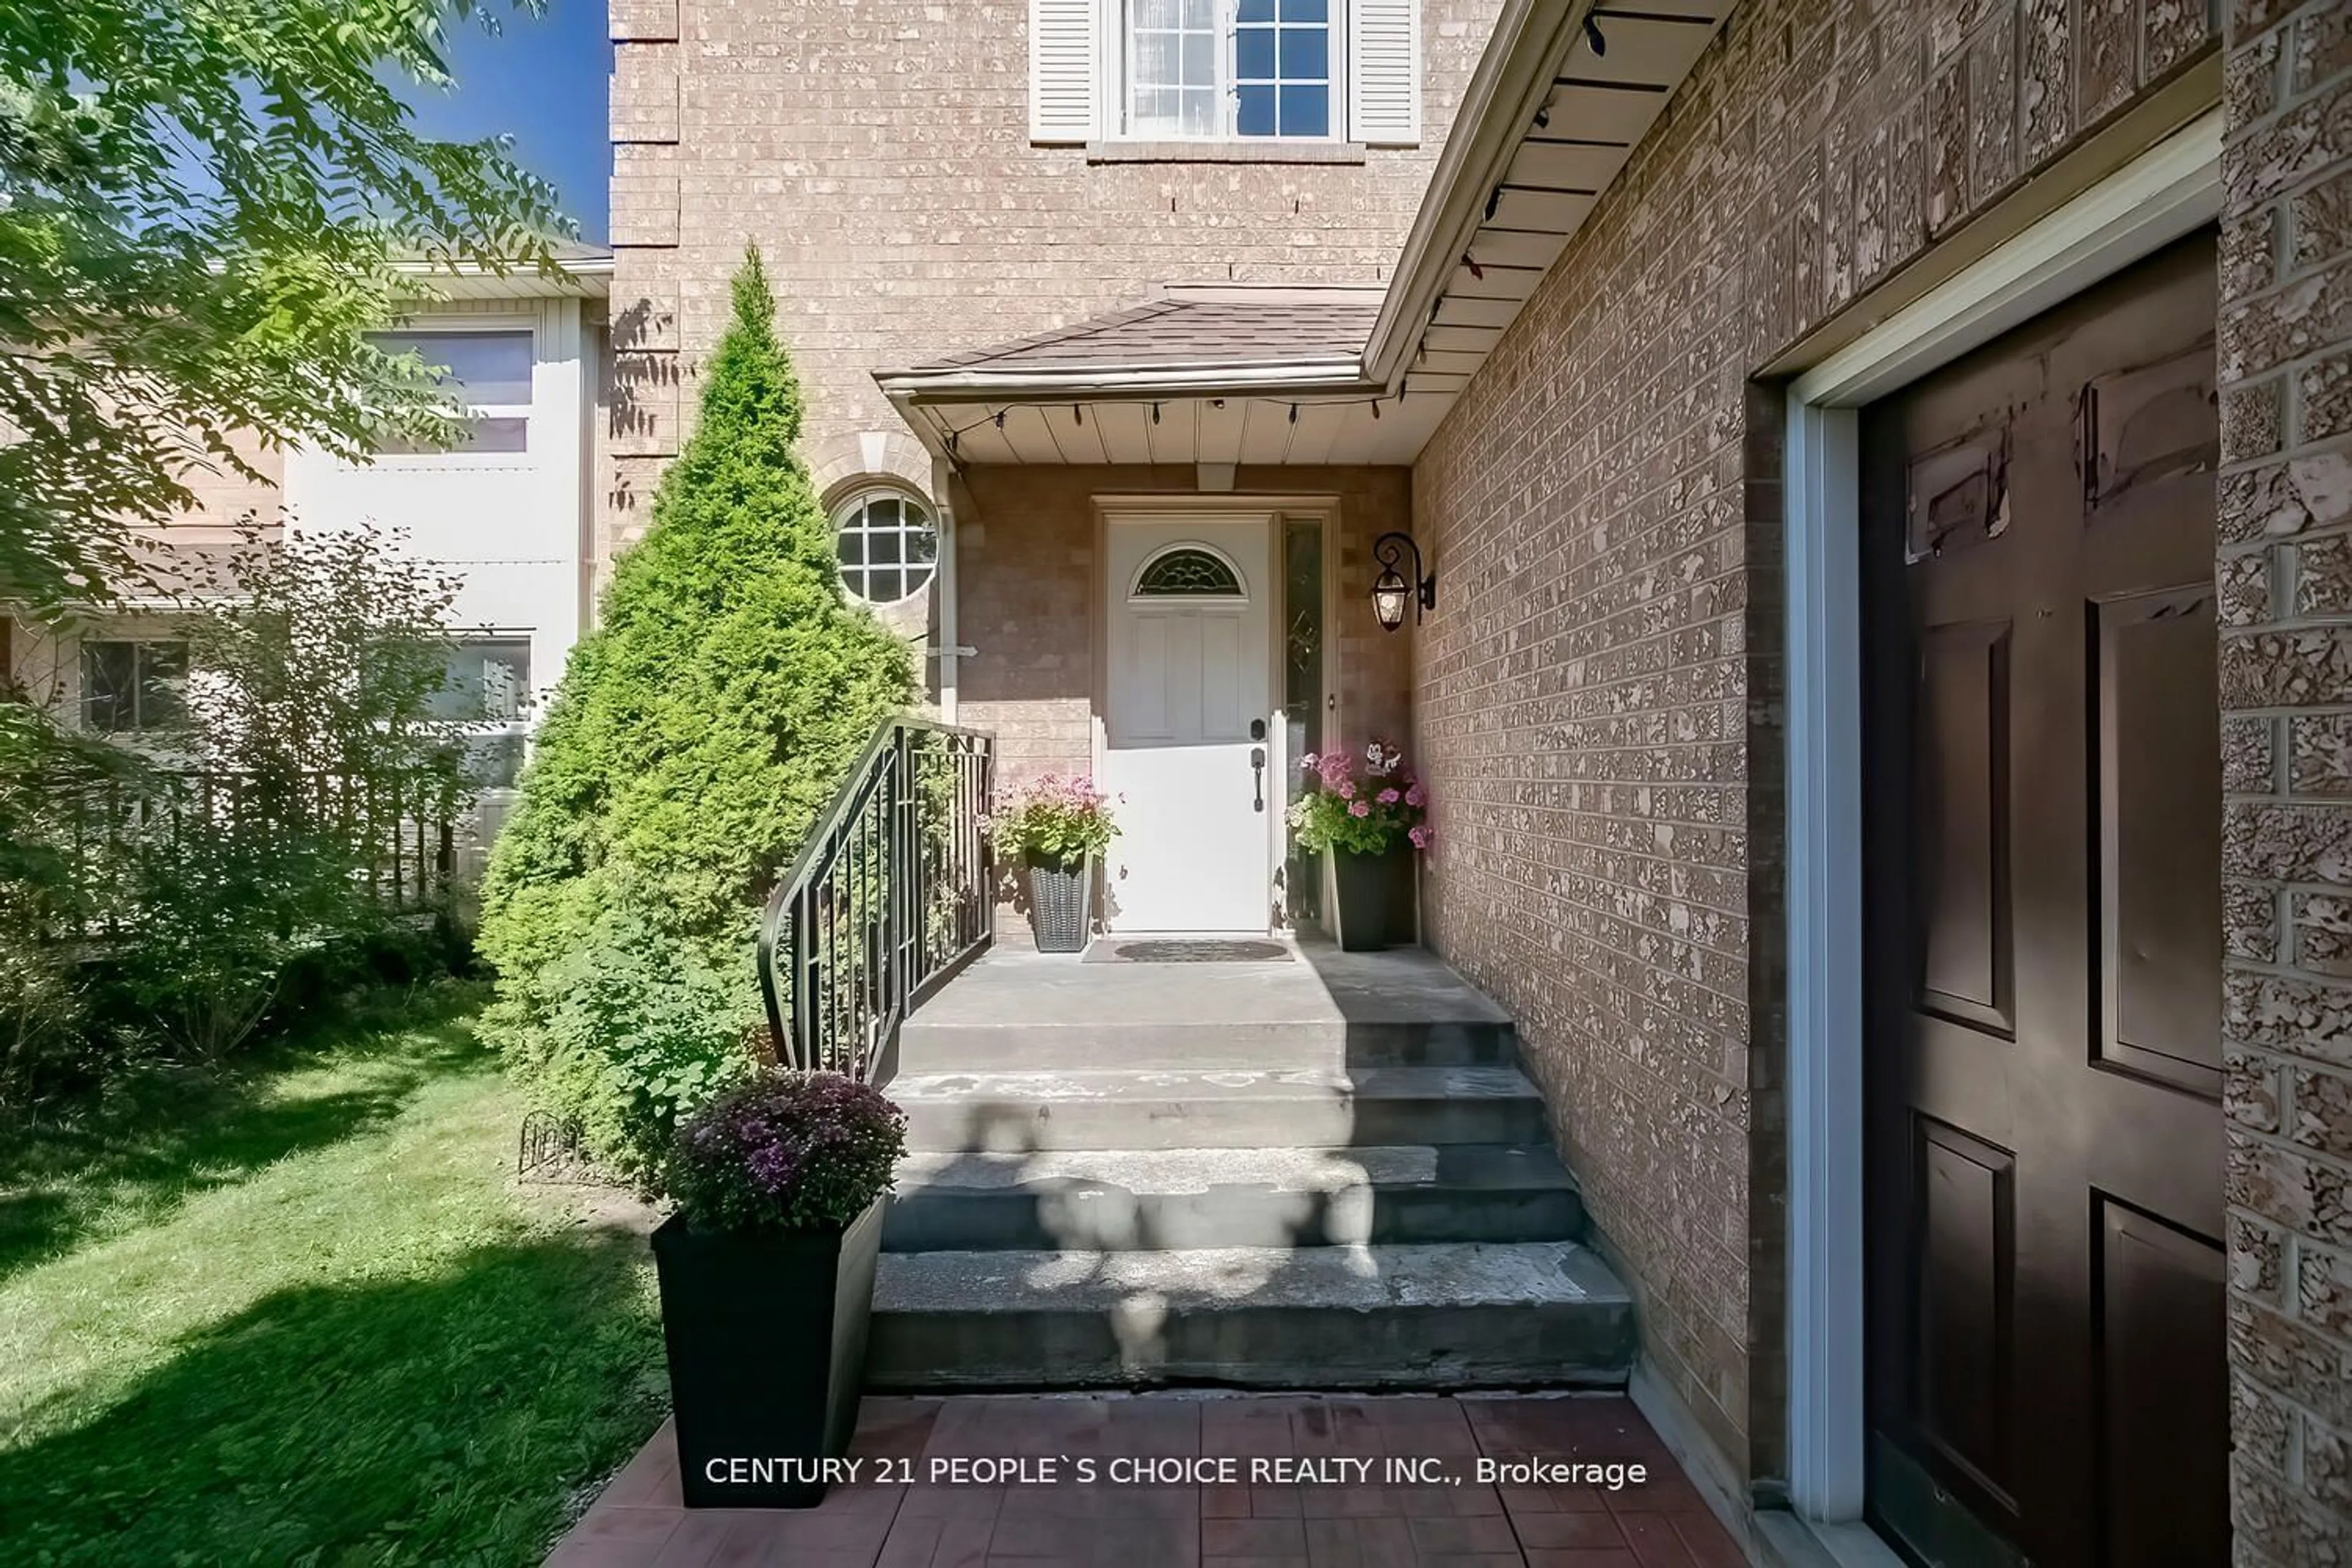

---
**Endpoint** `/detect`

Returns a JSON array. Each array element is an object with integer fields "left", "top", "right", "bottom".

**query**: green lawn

[{"left": 0, "top": 987, "right": 667, "bottom": 1567}]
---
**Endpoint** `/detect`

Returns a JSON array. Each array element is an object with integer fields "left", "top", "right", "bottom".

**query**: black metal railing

[
  {"left": 756, "top": 718, "right": 995, "bottom": 1084},
  {"left": 41, "top": 767, "right": 458, "bottom": 941}
]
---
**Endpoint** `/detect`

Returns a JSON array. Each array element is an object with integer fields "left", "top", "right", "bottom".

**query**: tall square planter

[
  {"left": 650, "top": 1194, "right": 886, "bottom": 1509},
  {"left": 1329, "top": 845, "right": 1413, "bottom": 951}
]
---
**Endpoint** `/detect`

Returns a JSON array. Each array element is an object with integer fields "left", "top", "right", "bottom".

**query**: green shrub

[{"left": 478, "top": 248, "right": 914, "bottom": 1180}]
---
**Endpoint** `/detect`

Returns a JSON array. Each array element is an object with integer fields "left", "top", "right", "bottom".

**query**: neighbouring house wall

[
  {"left": 954, "top": 464, "right": 1413, "bottom": 788},
  {"left": 1412, "top": 0, "right": 2230, "bottom": 1496},
  {"left": 602, "top": 0, "right": 1506, "bottom": 575},
  {"left": 2214, "top": 2, "right": 2352, "bottom": 1561},
  {"left": 165, "top": 426, "right": 287, "bottom": 541},
  {"left": 286, "top": 295, "right": 598, "bottom": 723}
]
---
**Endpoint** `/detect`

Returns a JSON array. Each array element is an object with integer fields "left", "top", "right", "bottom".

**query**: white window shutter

[
  {"left": 1030, "top": 0, "right": 1099, "bottom": 144},
  {"left": 1348, "top": 0, "right": 1420, "bottom": 146}
]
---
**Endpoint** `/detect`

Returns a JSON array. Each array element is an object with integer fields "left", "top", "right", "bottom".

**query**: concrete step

[
  {"left": 882, "top": 1144, "right": 1583, "bottom": 1253},
  {"left": 899, "top": 1017, "right": 1518, "bottom": 1072},
  {"left": 866, "top": 1240, "right": 1635, "bottom": 1390},
  {"left": 891, "top": 1065, "right": 1551, "bottom": 1153}
]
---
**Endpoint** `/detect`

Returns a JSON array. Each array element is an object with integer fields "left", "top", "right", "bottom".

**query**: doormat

[{"left": 1082, "top": 939, "right": 1294, "bottom": 963}]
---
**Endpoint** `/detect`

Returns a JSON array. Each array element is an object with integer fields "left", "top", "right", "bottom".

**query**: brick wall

[
  {"left": 2216, "top": 1, "right": 2352, "bottom": 1559},
  {"left": 1412, "top": 0, "right": 2226, "bottom": 1491},
  {"left": 604, "top": 0, "right": 1504, "bottom": 567},
  {"left": 954, "top": 464, "right": 1413, "bottom": 788}
]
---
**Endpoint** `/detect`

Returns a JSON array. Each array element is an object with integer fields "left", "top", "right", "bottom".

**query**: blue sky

[{"left": 405, "top": 1, "right": 611, "bottom": 242}]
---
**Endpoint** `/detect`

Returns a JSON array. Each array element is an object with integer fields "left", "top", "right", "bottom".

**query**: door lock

[{"left": 1251, "top": 746, "right": 1267, "bottom": 813}]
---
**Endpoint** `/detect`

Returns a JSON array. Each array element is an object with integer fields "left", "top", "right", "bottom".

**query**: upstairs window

[
  {"left": 1128, "top": 0, "right": 1330, "bottom": 138},
  {"left": 371, "top": 330, "right": 534, "bottom": 456},
  {"left": 1030, "top": 0, "right": 1419, "bottom": 148}
]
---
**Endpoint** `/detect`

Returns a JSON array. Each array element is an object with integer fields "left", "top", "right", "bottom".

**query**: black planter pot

[
  {"left": 650, "top": 1194, "right": 886, "bottom": 1509},
  {"left": 1024, "top": 856, "right": 1093, "bottom": 952},
  {"left": 1330, "top": 845, "right": 1409, "bottom": 951}
]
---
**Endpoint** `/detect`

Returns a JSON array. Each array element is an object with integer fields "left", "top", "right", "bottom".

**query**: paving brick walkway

[{"left": 547, "top": 1392, "right": 1747, "bottom": 1567}]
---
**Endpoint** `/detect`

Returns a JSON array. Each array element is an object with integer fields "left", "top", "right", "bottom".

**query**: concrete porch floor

[
  {"left": 900, "top": 940, "right": 1515, "bottom": 1073},
  {"left": 547, "top": 1392, "right": 1747, "bottom": 1567}
]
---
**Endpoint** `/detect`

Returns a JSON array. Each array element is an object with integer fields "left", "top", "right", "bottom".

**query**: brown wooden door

[{"left": 1859, "top": 233, "right": 2228, "bottom": 1568}]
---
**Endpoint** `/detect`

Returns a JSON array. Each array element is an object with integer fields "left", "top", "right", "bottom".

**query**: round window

[{"left": 833, "top": 491, "right": 938, "bottom": 605}]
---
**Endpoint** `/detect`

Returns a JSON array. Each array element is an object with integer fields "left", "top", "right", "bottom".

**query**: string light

[
  {"left": 1583, "top": 14, "right": 1607, "bottom": 55},
  {"left": 931, "top": 391, "right": 1431, "bottom": 459},
  {"left": 1463, "top": 254, "right": 1485, "bottom": 281}
]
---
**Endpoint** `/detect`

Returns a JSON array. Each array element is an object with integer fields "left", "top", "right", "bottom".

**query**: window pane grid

[
  {"left": 834, "top": 493, "right": 938, "bottom": 605},
  {"left": 1129, "top": 0, "right": 1332, "bottom": 140}
]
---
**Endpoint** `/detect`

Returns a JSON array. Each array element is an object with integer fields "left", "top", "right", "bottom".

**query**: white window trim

[
  {"left": 1776, "top": 107, "right": 2218, "bottom": 1558},
  {"left": 1101, "top": 0, "right": 1349, "bottom": 145},
  {"left": 366, "top": 315, "right": 541, "bottom": 469}
]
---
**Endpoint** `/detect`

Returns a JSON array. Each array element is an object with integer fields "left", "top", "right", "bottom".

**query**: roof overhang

[
  {"left": 880, "top": 1, "right": 1736, "bottom": 467},
  {"left": 394, "top": 251, "right": 614, "bottom": 302}
]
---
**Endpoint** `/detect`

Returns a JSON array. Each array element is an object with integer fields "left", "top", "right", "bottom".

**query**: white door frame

[{"left": 1779, "top": 108, "right": 2222, "bottom": 1537}]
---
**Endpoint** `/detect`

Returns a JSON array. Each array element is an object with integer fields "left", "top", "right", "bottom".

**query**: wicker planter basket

[{"left": 1024, "top": 858, "right": 1094, "bottom": 952}]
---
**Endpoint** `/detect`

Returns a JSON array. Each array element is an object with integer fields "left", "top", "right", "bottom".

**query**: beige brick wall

[
  {"left": 1412, "top": 0, "right": 2231, "bottom": 1495},
  {"left": 2217, "top": 1, "right": 2352, "bottom": 1560},
  {"left": 953, "top": 464, "right": 1412, "bottom": 789},
  {"left": 603, "top": 0, "right": 1505, "bottom": 567}
]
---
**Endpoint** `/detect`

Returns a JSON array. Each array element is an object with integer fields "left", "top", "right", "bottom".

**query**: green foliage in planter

[
  {"left": 1287, "top": 741, "right": 1430, "bottom": 858},
  {"left": 665, "top": 1069, "right": 907, "bottom": 1234},
  {"left": 478, "top": 249, "right": 915, "bottom": 1180},
  {"left": 985, "top": 773, "right": 1117, "bottom": 872}
]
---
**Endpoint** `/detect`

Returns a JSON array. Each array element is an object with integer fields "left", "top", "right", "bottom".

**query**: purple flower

[
  {"left": 1335, "top": 778, "right": 1355, "bottom": 799},
  {"left": 1349, "top": 799, "right": 1371, "bottom": 818},
  {"left": 1377, "top": 788, "right": 1401, "bottom": 805},
  {"left": 1404, "top": 783, "right": 1427, "bottom": 808},
  {"left": 1409, "top": 824, "right": 1432, "bottom": 850}
]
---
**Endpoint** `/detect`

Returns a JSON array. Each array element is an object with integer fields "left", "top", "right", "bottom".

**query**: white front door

[{"left": 1102, "top": 515, "right": 1275, "bottom": 932}]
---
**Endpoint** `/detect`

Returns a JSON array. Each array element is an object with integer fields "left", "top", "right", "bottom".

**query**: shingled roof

[{"left": 890, "top": 286, "right": 1384, "bottom": 379}]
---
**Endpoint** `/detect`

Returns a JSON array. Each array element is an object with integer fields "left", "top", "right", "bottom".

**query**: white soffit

[{"left": 1372, "top": 0, "right": 1737, "bottom": 406}]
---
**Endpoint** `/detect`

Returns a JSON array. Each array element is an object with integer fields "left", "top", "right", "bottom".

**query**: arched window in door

[{"left": 1130, "top": 543, "right": 1246, "bottom": 601}]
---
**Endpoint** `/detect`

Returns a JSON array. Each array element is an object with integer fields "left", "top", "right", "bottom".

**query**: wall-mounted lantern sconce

[{"left": 1371, "top": 532, "right": 1436, "bottom": 632}]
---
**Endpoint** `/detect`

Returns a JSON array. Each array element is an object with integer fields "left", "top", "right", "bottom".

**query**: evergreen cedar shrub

[
  {"left": 666, "top": 1069, "right": 907, "bottom": 1234},
  {"left": 477, "top": 248, "right": 915, "bottom": 1179}
]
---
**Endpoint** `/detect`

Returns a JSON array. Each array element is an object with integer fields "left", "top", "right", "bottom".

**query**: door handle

[{"left": 1250, "top": 747, "right": 1267, "bottom": 813}]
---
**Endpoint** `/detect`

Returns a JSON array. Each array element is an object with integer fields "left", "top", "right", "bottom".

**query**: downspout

[{"left": 933, "top": 453, "right": 960, "bottom": 726}]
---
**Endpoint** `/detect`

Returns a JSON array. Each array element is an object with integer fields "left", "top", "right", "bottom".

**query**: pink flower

[
  {"left": 1409, "top": 824, "right": 1432, "bottom": 850},
  {"left": 1377, "top": 788, "right": 1401, "bottom": 805},
  {"left": 1349, "top": 799, "right": 1371, "bottom": 818},
  {"left": 1299, "top": 752, "right": 1318, "bottom": 771},
  {"left": 1334, "top": 778, "right": 1355, "bottom": 799},
  {"left": 1404, "top": 783, "right": 1427, "bottom": 808}
]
